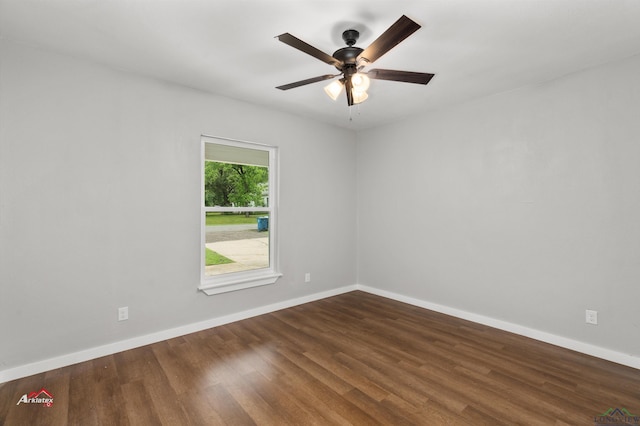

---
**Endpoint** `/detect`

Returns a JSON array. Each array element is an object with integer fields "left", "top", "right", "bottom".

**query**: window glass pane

[
  {"left": 204, "top": 212, "right": 270, "bottom": 276},
  {"left": 203, "top": 161, "right": 269, "bottom": 208}
]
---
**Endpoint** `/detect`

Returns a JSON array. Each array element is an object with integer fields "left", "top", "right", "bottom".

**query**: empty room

[{"left": 1, "top": 0, "right": 640, "bottom": 424}]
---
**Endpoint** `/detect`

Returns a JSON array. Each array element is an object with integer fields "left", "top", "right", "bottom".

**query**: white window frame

[{"left": 199, "top": 135, "right": 281, "bottom": 295}]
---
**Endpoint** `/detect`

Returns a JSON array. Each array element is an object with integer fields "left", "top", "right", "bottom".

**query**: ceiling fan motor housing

[
  {"left": 333, "top": 29, "right": 363, "bottom": 70},
  {"left": 333, "top": 46, "right": 363, "bottom": 69},
  {"left": 342, "top": 29, "right": 359, "bottom": 46}
]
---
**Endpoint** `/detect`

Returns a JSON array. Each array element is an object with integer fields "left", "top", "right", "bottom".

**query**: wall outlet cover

[{"left": 118, "top": 306, "right": 129, "bottom": 321}]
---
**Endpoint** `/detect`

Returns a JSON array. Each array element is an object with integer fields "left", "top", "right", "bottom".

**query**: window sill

[{"left": 199, "top": 271, "right": 282, "bottom": 295}]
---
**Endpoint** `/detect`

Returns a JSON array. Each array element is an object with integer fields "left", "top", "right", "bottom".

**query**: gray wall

[
  {"left": 0, "top": 40, "right": 357, "bottom": 370},
  {"left": 3, "top": 35, "right": 640, "bottom": 373},
  {"left": 357, "top": 53, "right": 640, "bottom": 356}
]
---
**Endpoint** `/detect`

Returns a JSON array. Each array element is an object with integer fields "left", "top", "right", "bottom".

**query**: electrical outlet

[
  {"left": 305, "top": 273, "right": 311, "bottom": 283},
  {"left": 585, "top": 309, "right": 598, "bottom": 325},
  {"left": 118, "top": 306, "right": 129, "bottom": 321}
]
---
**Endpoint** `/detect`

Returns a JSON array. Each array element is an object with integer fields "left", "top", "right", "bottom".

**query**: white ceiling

[{"left": 2, "top": 0, "right": 640, "bottom": 130}]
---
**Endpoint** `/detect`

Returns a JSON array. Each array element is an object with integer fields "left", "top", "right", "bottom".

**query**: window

[{"left": 199, "top": 135, "right": 281, "bottom": 295}]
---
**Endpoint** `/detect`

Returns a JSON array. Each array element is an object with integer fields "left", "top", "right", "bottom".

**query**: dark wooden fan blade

[
  {"left": 276, "top": 74, "right": 339, "bottom": 91},
  {"left": 276, "top": 33, "right": 340, "bottom": 66},
  {"left": 367, "top": 69, "right": 435, "bottom": 85},
  {"left": 357, "top": 15, "right": 421, "bottom": 64}
]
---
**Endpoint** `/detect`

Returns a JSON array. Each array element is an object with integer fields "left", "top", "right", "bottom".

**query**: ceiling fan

[{"left": 276, "top": 15, "right": 435, "bottom": 106}]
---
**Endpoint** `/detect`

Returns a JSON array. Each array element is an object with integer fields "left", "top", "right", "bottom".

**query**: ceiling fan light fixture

[
  {"left": 324, "top": 80, "right": 344, "bottom": 100},
  {"left": 351, "top": 73, "right": 370, "bottom": 92},
  {"left": 352, "top": 90, "right": 369, "bottom": 104}
]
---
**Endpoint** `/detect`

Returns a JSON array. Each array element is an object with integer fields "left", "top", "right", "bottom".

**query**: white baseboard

[
  {"left": 0, "top": 285, "right": 357, "bottom": 384},
  {"left": 356, "top": 284, "right": 640, "bottom": 370},
  {"left": 2, "top": 282, "right": 637, "bottom": 383}
]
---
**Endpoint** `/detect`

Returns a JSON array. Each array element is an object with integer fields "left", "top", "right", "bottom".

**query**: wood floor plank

[
  {"left": 342, "top": 387, "right": 415, "bottom": 426},
  {"left": 177, "top": 388, "right": 226, "bottom": 425},
  {"left": 204, "top": 382, "right": 255, "bottom": 425},
  {"left": 274, "top": 345, "right": 354, "bottom": 395},
  {"left": 272, "top": 369, "right": 353, "bottom": 425},
  {"left": 222, "top": 372, "right": 290, "bottom": 425},
  {"left": 242, "top": 370, "right": 321, "bottom": 425},
  {"left": 303, "top": 350, "right": 390, "bottom": 401},
  {"left": 71, "top": 357, "right": 129, "bottom": 426},
  {"left": 284, "top": 377, "right": 380, "bottom": 425},
  {"left": 2, "top": 291, "right": 640, "bottom": 425},
  {"left": 120, "top": 380, "right": 162, "bottom": 425}
]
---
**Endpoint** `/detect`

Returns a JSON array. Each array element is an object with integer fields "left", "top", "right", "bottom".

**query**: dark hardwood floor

[{"left": 1, "top": 291, "right": 639, "bottom": 425}]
